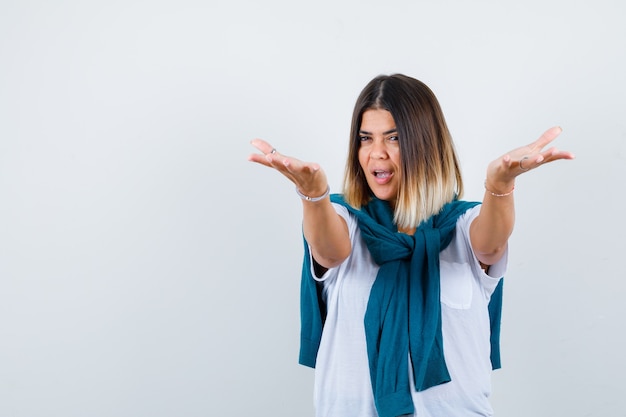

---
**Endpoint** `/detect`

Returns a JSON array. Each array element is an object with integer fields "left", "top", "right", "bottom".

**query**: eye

[
  {"left": 359, "top": 135, "right": 371, "bottom": 142},
  {"left": 388, "top": 135, "right": 399, "bottom": 142}
]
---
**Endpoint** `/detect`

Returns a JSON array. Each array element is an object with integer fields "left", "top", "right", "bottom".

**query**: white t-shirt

[{"left": 311, "top": 204, "right": 506, "bottom": 417}]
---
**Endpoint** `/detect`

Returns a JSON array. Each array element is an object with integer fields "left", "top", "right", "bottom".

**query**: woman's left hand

[{"left": 485, "top": 126, "right": 575, "bottom": 192}]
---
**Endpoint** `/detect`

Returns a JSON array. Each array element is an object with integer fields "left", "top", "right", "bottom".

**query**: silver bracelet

[{"left": 295, "top": 185, "right": 330, "bottom": 202}]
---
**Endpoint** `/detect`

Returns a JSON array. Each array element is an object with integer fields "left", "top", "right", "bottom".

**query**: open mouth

[{"left": 373, "top": 170, "right": 392, "bottom": 179}]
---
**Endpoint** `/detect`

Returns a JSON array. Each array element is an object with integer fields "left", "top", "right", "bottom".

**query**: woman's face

[{"left": 358, "top": 109, "right": 402, "bottom": 207}]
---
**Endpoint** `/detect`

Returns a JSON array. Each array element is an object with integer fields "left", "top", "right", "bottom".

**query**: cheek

[
  {"left": 357, "top": 149, "right": 367, "bottom": 169},
  {"left": 391, "top": 152, "right": 402, "bottom": 182},
  {"left": 391, "top": 150, "right": 402, "bottom": 167}
]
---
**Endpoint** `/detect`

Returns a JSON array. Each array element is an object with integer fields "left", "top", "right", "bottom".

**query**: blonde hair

[{"left": 342, "top": 74, "right": 464, "bottom": 229}]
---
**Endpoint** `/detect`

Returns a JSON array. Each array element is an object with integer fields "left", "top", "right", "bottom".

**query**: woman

[{"left": 248, "top": 74, "right": 574, "bottom": 417}]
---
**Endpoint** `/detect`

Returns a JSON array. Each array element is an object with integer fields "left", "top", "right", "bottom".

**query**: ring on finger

[
  {"left": 519, "top": 156, "right": 530, "bottom": 171},
  {"left": 270, "top": 148, "right": 277, "bottom": 154}
]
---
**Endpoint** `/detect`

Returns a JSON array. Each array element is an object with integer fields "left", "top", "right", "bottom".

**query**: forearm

[
  {"left": 302, "top": 196, "right": 351, "bottom": 269},
  {"left": 470, "top": 180, "right": 515, "bottom": 266},
  {"left": 468, "top": 125, "right": 574, "bottom": 265}
]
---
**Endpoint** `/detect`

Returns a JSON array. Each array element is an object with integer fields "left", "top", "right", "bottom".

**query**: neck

[{"left": 397, "top": 226, "right": 416, "bottom": 235}]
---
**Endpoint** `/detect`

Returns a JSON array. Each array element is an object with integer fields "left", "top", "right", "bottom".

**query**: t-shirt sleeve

[{"left": 457, "top": 205, "right": 508, "bottom": 299}]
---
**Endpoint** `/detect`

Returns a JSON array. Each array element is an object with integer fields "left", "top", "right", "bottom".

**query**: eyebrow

[{"left": 359, "top": 128, "right": 398, "bottom": 135}]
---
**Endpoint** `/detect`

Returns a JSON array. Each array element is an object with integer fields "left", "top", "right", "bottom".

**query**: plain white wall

[{"left": 1, "top": 0, "right": 624, "bottom": 416}]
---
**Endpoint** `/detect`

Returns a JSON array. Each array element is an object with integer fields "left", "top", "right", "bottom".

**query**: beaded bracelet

[
  {"left": 484, "top": 180, "right": 514, "bottom": 197},
  {"left": 295, "top": 185, "right": 330, "bottom": 202}
]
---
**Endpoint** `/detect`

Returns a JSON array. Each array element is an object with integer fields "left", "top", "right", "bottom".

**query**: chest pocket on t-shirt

[{"left": 439, "top": 260, "right": 473, "bottom": 309}]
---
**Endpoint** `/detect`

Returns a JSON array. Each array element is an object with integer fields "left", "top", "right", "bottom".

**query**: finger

[
  {"left": 250, "top": 138, "right": 277, "bottom": 156},
  {"left": 247, "top": 152, "right": 274, "bottom": 167},
  {"left": 518, "top": 147, "right": 576, "bottom": 172},
  {"left": 264, "top": 152, "right": 315, "bottom": 182},
  {"left": 500, "top": 154, "right": 513, "bottom": 169},
  {"left": 531, "top": 126, "right": 562, "bottom": 150},
  {"left": 539, "top": 148, "right": 576, "bottom": 164},
  {"left": 248, "top": 139, "right": 326, "bottom": 186},
  {"left": 248, "top": 152, "right": 301, "bottom": 185},
  {"left": 283, "top": 157, "right": 320, "bottom": 174},
  {"left": 248, "top": 138, "right": 284, "bottom": 168},
  {"left": 515, "top": 153, "right": 544, "bottom": 172}
]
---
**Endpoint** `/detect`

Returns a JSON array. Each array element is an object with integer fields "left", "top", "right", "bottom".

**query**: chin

[{"left": 371, "top": 190, "right": 396, "bottom": 204}]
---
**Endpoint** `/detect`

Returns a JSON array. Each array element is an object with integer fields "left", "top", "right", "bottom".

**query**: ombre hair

[{"left": 342, "top": 74, "right": 464, "bottom": 229}]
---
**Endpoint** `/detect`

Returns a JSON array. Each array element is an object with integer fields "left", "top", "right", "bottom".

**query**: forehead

[{"left": 360, "top": 109, "right": 396, "bottom": 131}]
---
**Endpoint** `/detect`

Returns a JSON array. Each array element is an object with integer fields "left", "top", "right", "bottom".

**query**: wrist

[
  {"left": 484, "top": 180, "right": 515, "bottom": 197},
  {"left": 295, "top": 185, "right": 330, "bottom": 202}
]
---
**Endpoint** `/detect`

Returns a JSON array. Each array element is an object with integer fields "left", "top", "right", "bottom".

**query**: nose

[{"left": 370, "top": 139, "right": 388, "bottom": 159}]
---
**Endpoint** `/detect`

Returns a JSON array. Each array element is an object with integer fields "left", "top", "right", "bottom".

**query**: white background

[{"left": 1, "top": 0, "right": 625, "bottom": 416}]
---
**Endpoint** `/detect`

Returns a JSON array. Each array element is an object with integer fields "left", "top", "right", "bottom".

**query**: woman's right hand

[
  {"left": 249, "top": 139, "right": 350, "bottom": 270},
  {"left": 248, "top": 138, "right": 329, "bottom": 198}
]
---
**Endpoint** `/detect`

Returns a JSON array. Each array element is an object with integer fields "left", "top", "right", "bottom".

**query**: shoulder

[
  {"left": 434, "top": 200, "right": 480, "bottom": 228},
  {"left": 455, "top": 204, "right": 482, "bottom": 230}
]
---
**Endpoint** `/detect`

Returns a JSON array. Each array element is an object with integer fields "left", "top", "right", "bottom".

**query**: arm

[
  {"left": 470, "top": 126, "right": 575, "bottom": 266},
  {"left": 248, "top": 139, "right": 351, "bottom": 269}
]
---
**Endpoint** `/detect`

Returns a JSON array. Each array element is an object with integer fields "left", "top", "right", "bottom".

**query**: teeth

[{"left": 374, "top": 170, "right": 390, "bottom": 178}]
